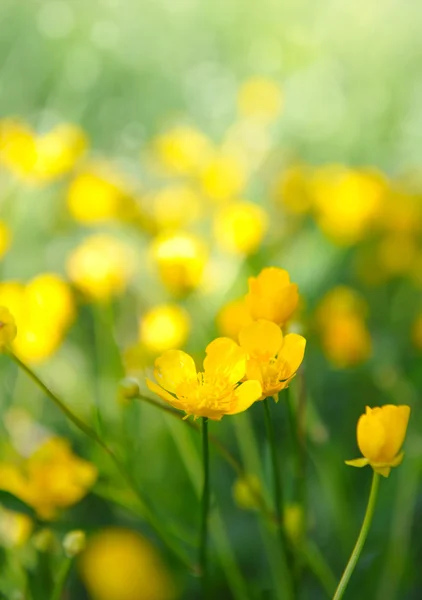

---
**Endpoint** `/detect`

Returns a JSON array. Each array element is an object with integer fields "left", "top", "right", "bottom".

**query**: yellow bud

[
  {"left": 118, "top": 377, "right": 140, "bottom": 403},
  {"left": 63, "top": 530, "right": 86, "bottom": 557},
  {"left": 33, "top": 528, "right": 56, "bottom": 553},
  {"left": 246, "top": 267, "right": 299, "bottom": 326}
]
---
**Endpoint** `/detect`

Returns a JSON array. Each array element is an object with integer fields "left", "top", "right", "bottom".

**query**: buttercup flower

[
  {"left": 246, "top": 267, "right": 299, "bottom": 325},
  {"left": 214, "top": 200, "right": 268, "bottom": 255},
  {"left": 0, "top": 306, "right": 17, "bottom": 349},
  {"left": 140, "top": 304, "right": 190, "bottom": 354},
  {"left": 146, "top": 338, "right": 262, "bottom": 420},
  {"left": 239, "top": 320, "right": 306, "bottom": 399},
  {"left": 346, "top": 405, "right": 411, "bottom": 477},
  {"left": 217, "top": 297, "right": 253, "bottom": 340}
]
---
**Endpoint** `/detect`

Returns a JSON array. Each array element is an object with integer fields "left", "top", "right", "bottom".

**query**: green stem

[
  {"left": 199, "top": 417, "right": 210, "bottom": 597},
  {"left": 332, "top": 472, "right": 380, "bottom": 600},
  {"left": 262, "top": 398, "right": 296, "bottom": 597},
  {"left": 7, "top": 351, "right": 191, "bottom": 571},
  {"left": 51, "top": 557, "right": 72, "bottom": 600}
]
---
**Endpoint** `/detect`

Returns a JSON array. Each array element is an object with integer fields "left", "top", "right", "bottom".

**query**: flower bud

[{"left": 63, "top": 530, "right": 86, "bottom": 557}]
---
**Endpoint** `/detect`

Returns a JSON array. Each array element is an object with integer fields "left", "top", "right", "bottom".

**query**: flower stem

[
  {"left": 199, "top": 417, "right": 210, "bottom": 597},
  {"left": 51, "top": 557, "right": 73, "bottom": 600},
  {"left": 332, "top": 471, "right": 380, "bottom": 600},
  {"left": 263, "top": 398, "right": 296, "bottom": 597}
]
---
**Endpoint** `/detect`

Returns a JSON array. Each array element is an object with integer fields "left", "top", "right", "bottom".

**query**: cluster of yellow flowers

[
  {"left": 0, "top": 437, "right": 97, "bottom": 520},
  {"left": 146, "top": 266, "right": 306, "bottom": 419},
  {"left": 0, "top": 274, "right": 75, "bottom": 363}
]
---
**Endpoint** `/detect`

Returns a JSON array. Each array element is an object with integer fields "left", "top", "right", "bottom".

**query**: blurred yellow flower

[
  {"left": 146, "top": 338, "right": 262, "bottom": 420},
  {"left": 154, "top": 125, "right": 212, "bottom": 176},
  {"left": 379, "top": 191, "right": 421, "bottom": 234},
  {"left": 377, "top": 232, "right": 418, "bottom": 276},
  {"left": 33, "top": 123, "right": 87, "bottom": 181},
  {"left": 216, "top": 297, "right": 253, "bottom": 340},
  {"left": 316, "top": 287, "right": 371, "bottom": 368},
  {"left": 25, "top": 273, "right": 75, "bottom": 330},
  {"left": 201, "top": 154, "right": 246, "bottom": 202},
  {"left": 246, "top": 267, "right": 299, "bottom": 326},
  {"left": 284, "top": 504, "right": 305, "bottom": 544},
  {"left": 13, "top": 325, "right": 63, "bottom": 364},
  {"left": 273, "top": 165, "right": 312, "bottom": 215},
  {"left": 237, "top": 77, "right": 283, "bottom": 123},
  {"left": 346, "top": 405, "right": 410, "bottom": 477},
  {"left": 0, "top": 282, "right": 25, "bottom": 322},
  {"left": 239, "top": 320, "right": 306, "bottom": 399},
  {"left": 0, "top": 508, "right": 33, "bottom": 548},
  {"left": 67, "top": 234, "right": 133, "bottom": 301},
  {"left": 232, "top": 474, "right": 262, "bottom": 511},
  {"left": 140, "top": 304, "right": 190, "bottom": 354},
  {"left": 67, "top": 168, "right": 132, "bottom": 224},
  {"left": 0, "top": 437, "right": 97, "bottom": 520},
  {"left": 214, "top": 201, "right": 268, "bottom": 254},
  {"left": 0, "top": 306, "right": 17, "bottom": 349},
  {"left": 0, "top": 119, "right": 37, "bottom": 178},
  {"left": 151, "top": 184, "right": 202, "bottom": 230},
  {"left": 80, "top": 528, "right": 176, "bottom": 600},
  {"left": 0, "top": 221, "right": 11, "bottom": 259},
  {"left": 152, "top": 232, "right": 207, "bottom": 296},
  {"left": 311, "top": 166, "right": 386, "bottom": 245}
]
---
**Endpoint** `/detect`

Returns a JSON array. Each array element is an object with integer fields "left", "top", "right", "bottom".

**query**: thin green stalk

[
  {"left": 304, "top": 541, "right": 337, "bottom": 598},
  {"left": 199, "top": 417, "right": 210, "bottom": 597},
  {"left": 333, "top": 472, "right": 380, "bottom": 600},
  {"left": 7, "top": 351, "right": 191, "bottom": 570},
  {"left": 262, "top": 398, "right": 296, "bottom": 597},
  {"left": 51, "top": 557, "right": 72, "bottom": 600}
]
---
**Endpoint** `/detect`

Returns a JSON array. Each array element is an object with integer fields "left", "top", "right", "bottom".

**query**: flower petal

[
  {"left": 154, "top": 350, "right": 197, "bottom": 393},
  {"left": 377, "top": 405, "right": 410, "bottom": 462},
  {"left": 227, "top": 380, "right": 262, "bottom": 415},
  {"left": 146, "top": 378, "right": 181, "bottom": 408},
  {"left": 238, "top": 320, "right": 283, "bottom": 361},
  {"left": 356, "top": 410, "right": 386, "bottom": 463},
  {"left": 203, "top": 337, "right": 246, "bottom": 384},
  {"left": 279, "top": 333, "right": 306, "bottom": 377},
  {"left": 373, "top": 465, "right": 391, "bottom": 477},
  {"left": 345, "top": 457, "right": 369, "bottom": 468}
]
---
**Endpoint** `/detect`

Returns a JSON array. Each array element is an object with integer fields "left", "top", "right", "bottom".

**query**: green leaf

[{"left": 0, "top": 490, "right": 37, "bottom": 519}]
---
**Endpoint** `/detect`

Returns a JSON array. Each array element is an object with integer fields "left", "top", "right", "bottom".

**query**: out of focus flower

[
  {"left": 239, "top": 320, "right": 306, "bottom": 399},
  {"left": 33, "top": 123, "right": 87, "bottom": 181},
  {"left": 346, "top": 405, "right": 410, "bottom": 477},
  {"left": 237, "top": 77, "right": 283, "bottom": 123},
  {"left": 311, "top": 166, "right": 386, "bottom": 245},
  {"left": 146, "top": 338, "right": 262, "bottom": 420},
  {"left": 0, "top": 306, "right": 17, "bottom": 349},
  {"left": 0, "top": 437, "right": 97, "bottom": 520},
  {"left": 25, "top": 273, "right": 75, "bottom": 330},
  {"left": 246, "top": 267, "right": 299, "bottom": 326},
  {"left": 63, "top": 530, "right": 86, "bottom": 557},
  {"left": 273, "top": 165, "right": 312, "bottom": 215},
  {"left": 316, "top": 287, "right": 372, "bottom": 368},
  {"left": 140, "top": 304, "right": 190, "bottom": 354},
  {"left": 67, "top": 234, "right": 134, "bottom": 301},
  {"left": 377, "top": 233, "right": 418, "bottom": 277},
  {"left": 0, "top": 221, "right": 11, "bottom": 259},
  {"left": 232, "top": 474, "right": 262, "bottom": 511},
  {"left": 67, "top": 167, "right": 135, "bottom": 224},
  {"left": 0, "top": 119, "right": 37, "bottom": 178},
  {"left": 378, "top": 191, "right": 422, "bottom": 233},
  {"left": 118, "top": 377, "right": 140, "bottom": 403},
  {"left": 284, "top": 504, "right": 304, "bottom": 544},
  {"left": 214, "top": 201, "right": 268, "bottom": 254},
  {"left": 154, "top": 125, "right": 212, "bottom": 176},
  {"left": 201, "top": 154, "right": 246, "bottom": 202},
  {"left": 0, "top": 508, "right": 33, "bottom": 548},
  {"left": 152, "top": 232, "right": 207, "bottom": 296},
  {"left": 217, "top": 297, "right": 253, "bottom": 340},
  {"left": 80, "top": 528, "right": 176, "bottom": 600},
  {"left": 151, "top": 184, "right": 202, "bottom": 230}
]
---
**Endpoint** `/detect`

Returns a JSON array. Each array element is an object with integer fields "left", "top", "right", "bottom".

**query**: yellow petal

[
  {"left": 227, "top": 380, "right": 262, "bottom": 414},
  {"left": 345, "top": 457, "right": 369, "bottom": 468},
  {"left": 203, "top": 337, "right": 246, "bottom": 384},
  {"left": 146, "top": 378, "right": 183, "bottom": 409},
  {"left": 154, "top": 350, "right": 197, "bottom": 393},
  {"left": 279, "top": 333, "right": 306, "bottom": 377},
  {"left": 373, "top": 466, "right": 391, "bottom": 477},
  {"left": 245, "top": 359, "right": 263, "bottom": 386},
  {"left": 377, "top": 405, "right": 410, "bottom": 463},
  {"left": 238, "top": 320, "right": 283, "bottom": 361},
  {"left": 357, "top": 411, "right": 386, "bottom": 463}
]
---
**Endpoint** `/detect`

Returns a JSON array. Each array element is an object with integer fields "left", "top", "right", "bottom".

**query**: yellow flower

[
  {"left": 140, "top": 304, "right": 190, "bottom": 354},
  {"left": 32, "top": 123, "right": 87, "bottom": 181},
  {"left": 0, "top": 221, "right": 11, "bottom": 259},
  {"left": 25, "top": 273, "right": 75, "bottom": 330},
  {"left": 201, "top": 154, "right": 246, "bottom": 202},
  {"left": 0, "top": 119, "right": 37, "bottom": 178},
  {"left": 214, "top": 200, "right": 268, "bottom": 254},
  {"left": 67, "top": 235, "right": 134, "bottom": 301},
  {"left": 0, "top": 508, "right": 33, "bottom": 548},
  {"left": 79, "top": 528, "right": 176, "bottom": 600},
  {"left": 0, "top": 306, "right": 17, "bottom": 349},
  {"left": 154, "top": 125, "right": 212, "bottom": 176},
  {"left": 151, "top": 184, "right": 202, "bottom": 230},
  {"left": 216, "top": 297, "right": 253, "bottom": 340},
  {"left": 239, "top": 320, "right": 306, "bottom": 399},
  {"left": 146, "top": 338, "right": 262, "bottom": 420},
  {"left": 346, "top": 405, "right": 410, "bottom": 478},
  {"left": 237, "top": 77, "right": 283, "bottom": 123},
  {"left": 246, "top": 267, "right": 299, "bottom": 325},
  {"left": 152, "top": 231, "right": 207, "bottom": 296}
]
